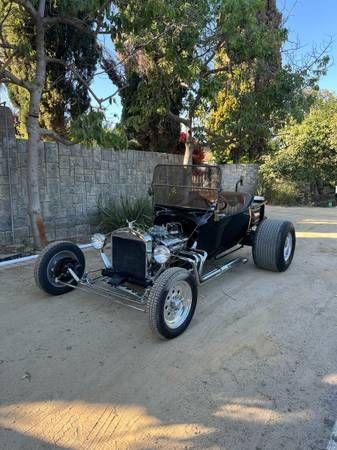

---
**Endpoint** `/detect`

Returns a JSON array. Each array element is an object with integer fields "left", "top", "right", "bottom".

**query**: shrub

[
  {"left": 96, "top": 196, "right": 153, "bottom": 232},
  {"left": 259, "top": 92, "right": 337, "bottom": 205},
  {"left": 259, "top": 178, "right": 301, "bottom": 206},
  {"left": 258, "top": 160, "right": 303, "bottom": 206}
]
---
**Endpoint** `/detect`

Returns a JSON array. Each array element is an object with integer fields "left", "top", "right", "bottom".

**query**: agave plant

[{"left": 96, "top": 195, "right": 153, "bottom": 232}]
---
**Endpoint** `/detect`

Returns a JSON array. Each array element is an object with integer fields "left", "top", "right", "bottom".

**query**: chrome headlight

[
  {"left": 153, "top": 245, "right": 171, "bottom": 264},
  {"left": 91, "top": 233, "right": 106, "bottom": 250}
]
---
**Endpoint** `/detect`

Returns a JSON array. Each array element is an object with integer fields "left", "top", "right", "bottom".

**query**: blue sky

[
  {"left": 279, "top": 0, "right": 336, "bottom": 91},
  {"left": 1, "top": 0, "right": 336, "bottom": 121}
]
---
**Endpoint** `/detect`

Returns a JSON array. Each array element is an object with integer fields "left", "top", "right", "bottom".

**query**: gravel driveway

[{"left": 1, "top": 206, "right": 337, "bottom": 450}]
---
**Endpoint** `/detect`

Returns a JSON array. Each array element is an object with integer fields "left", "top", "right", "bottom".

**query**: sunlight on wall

[
  {"left": 322, "top": 374, "right": 337, "bottom": 385},
  {"left": 0, "top": 401, "right": 213, "bottom": 450}
]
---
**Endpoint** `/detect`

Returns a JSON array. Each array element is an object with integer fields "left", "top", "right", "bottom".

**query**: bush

[
  {"left": 96, "top": 196, "right": 153, "bottom": 232},
  {"left": 259, "top": 178, "right": 301, "bottom": 206},
  {"left": 259, "top": 92, "right": 337, "bottom": 205}
]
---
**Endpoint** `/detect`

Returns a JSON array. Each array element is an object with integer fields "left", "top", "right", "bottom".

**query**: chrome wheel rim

[
  {"left": 283, "top": 232, "right": 293, "bottom": 262},
  {"left": 163, "top": 280, "right": 192, "bottom": 329}
]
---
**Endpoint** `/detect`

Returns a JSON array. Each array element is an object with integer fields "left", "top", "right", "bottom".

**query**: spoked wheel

[
  {"left": 147, "top": 267, "right": 198, "bottom": 339},
  {"left": 34, "top": 241, "right": 85, "bottom": 295}
]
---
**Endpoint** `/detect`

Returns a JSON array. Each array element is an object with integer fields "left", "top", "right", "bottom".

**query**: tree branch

[
  {"left": 46, "top": 56, "right": 101, "bottom": 102},
  {"left": 43, "top": 16, "right": 90, "bottom": 32},
  {"left": 46, "top": 57, "right": 121, "bottom": 107},
  {"left": 0, "top": 67, "right": 33, "bottom": 90},
  {"left": 301, "top": 38, "right": 333, "bottom": 72},
  {"left": 43, "top": 15, "right": 109, "bottom": 37},
  {"left": 38, "top": 0, "right": 46, "bottom": 18},
  {"left": 168, "top": 111, "right": 190, "bottom": 127},
  {"left": 40, "top": 127, "right": 76, "bottom": 145},
  {"left": 100, "top": 87, "right": 126, "bottom": 104},
  {"left": 43, "top": 0, "right": 111, "bottom": 35},
  {"left": 0, "top": 1, "right": 14, "bottom": 27},
  {"left": 207, "top": 63, "right": 231, "bottom": 75},
  {"left": 15, "top": 0, "right": 38, "bottom": 20}
]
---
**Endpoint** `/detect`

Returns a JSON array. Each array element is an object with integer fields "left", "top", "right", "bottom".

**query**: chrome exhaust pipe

[{"left": 200, "top": 257, "right": 248, "bottom": 284}]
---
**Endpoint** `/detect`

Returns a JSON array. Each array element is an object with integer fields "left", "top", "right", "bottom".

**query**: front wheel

[
  {"left": 147, "top": 267, "right": 198, "bottom": 339},
  {"left": 252, "top": 219, "right": 296, "bottom": 272},
  {"left": 34, "top": 241, "right": 85, "bottom": 295}
]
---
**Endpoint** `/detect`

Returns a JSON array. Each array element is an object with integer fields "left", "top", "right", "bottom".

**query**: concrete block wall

[
  {"left": 220, "top": 164, "right": 258, "bottom": 193},
  {"left": 0, "top": 139, "right": 258, "bottom": 246},
  {"left": 0, "top": 140, "right": 182, "bottom": 245}
]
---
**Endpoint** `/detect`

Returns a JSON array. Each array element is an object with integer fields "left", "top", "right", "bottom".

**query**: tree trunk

[
  {"left": 27, "top": 111, "right": 47, "bottom": 248},
  {"left": 183, "top": 127, "right": 194, "bottom": 165},
  {"left": 231, "top": 147, "right": 240, "bottom": 164},
  {"left": 27, "top": 11, "right": 48, "bottom": 249}
]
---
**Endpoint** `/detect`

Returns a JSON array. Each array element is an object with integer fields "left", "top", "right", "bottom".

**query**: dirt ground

[{"left": 0, "top": 206, "right": 337, "bottom": 450}]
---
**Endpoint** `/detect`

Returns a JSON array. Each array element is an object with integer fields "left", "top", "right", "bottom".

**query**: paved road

[{"left": 0, "top": 206, "right": 337, "bottom": 450}]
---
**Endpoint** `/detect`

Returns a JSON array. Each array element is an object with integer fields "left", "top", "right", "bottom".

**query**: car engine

[{"left": 148, "top": 224, "right": 188, "bottom": 252}]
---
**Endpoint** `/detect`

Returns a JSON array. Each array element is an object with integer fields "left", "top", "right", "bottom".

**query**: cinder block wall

[
  {"left": 0, "top": 140, "right": 258, "bottom": 245},
  {"left": 221, "top": 164, "right": 258, "bottom": 193}
]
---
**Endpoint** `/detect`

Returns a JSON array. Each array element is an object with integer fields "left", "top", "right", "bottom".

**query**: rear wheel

[
  {"left": 147, "top": 267, "right": 198, "bottom": 339},
  {"left": 34, "top": 241, "right": 85, "bottom": 295},
  {"left": 252, "top": 219, "right": 295, "bottom": 272}
]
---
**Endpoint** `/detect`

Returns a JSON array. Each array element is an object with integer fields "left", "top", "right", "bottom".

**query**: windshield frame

[{"left": 151, "top": 164, "right": 222, "bottom": 211}]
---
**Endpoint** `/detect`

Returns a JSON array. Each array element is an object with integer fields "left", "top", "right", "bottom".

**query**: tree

[
  {"left": 207, "top": 64, "right": 320, "bottom": 164},
  {"left": 260, "top": 91, "right": 337, "bottom": 202},
  {"left": 101, "top": 0, "right": 223, "bottom": 162},
  {"left": 102, "top": 0, "right": 194, "bottom": 153},
  {"left": 70, "top": 110, "right": 128, "bottom": 148},
  {"left": 169, "top": 0, "right": 291, "bottom": 164},
  {"left": 202, "top": 0, "right": 329, "bottom": 163},
  {"left": 0, "top": 0, "right": 113, "bottom": 248},
  {"left": 106, "top": 0, "right": 329, "bottom": 163},
  {"left": 106, "top": 0, "right": 302, "bottom": 164},
  {"left": 3, "top": 1, "right": 99, "bottom": 137}
]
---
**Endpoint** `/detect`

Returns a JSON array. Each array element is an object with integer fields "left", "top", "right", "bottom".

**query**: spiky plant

[{"left": 96, "top": 195, "right": 153, "bottom": 232}]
